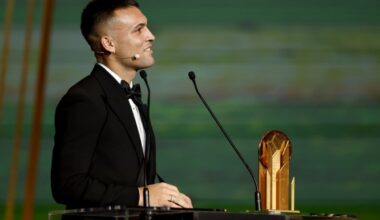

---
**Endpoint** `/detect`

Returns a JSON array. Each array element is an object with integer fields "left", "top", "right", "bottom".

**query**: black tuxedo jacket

[{"left": 51, "top": 64, "right": 156, "bottom": 208}]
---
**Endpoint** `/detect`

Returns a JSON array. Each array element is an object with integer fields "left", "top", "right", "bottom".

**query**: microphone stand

[
  {"left": 140, "top": 71, "right": 166, "bottom": 185},
  {"left": 188, "top": 71, "right": 262, "bottom": 211},
  {"left": 139, "top": 70, "right": 153, "bottom": 219}
]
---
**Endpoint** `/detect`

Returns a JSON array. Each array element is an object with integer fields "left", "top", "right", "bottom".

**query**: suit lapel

[{"left": 91, "top": 64, "right": 145, "bottom": 164}]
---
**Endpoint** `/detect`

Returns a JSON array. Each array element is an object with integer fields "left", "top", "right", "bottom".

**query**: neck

[{"left": 97, "top": 57, "right": 136, "bottom": 83}]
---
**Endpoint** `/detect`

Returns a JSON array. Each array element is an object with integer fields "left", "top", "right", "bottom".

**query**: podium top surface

[{"left": 48, "top": 205, "right": 357, "bottom": 220}]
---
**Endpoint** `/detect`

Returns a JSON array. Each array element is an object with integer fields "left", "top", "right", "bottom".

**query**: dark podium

[{"left": 48, "top": 206, "right": 356, "bottom": 220}]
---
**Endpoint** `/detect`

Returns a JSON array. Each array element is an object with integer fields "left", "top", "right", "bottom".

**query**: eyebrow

[
  {"left": 132, "top": 22, "right": 146, "bottom": 31},
  {"left": 133, "top": 20, "right": 148, "bottom": 31}
]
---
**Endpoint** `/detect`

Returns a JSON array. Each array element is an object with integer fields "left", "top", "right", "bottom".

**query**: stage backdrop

[{"left": 0, "top": 0, "right": 379, "bottom": 219}]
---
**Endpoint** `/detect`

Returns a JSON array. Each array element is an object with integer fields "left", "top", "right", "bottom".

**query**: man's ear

[{"left": 100, "top": 36, "right": 115, "bottom": 54}]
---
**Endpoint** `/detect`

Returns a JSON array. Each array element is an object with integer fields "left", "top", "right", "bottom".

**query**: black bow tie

[{"left": 121, "top": 80, "right": 142, "bottom": 103}]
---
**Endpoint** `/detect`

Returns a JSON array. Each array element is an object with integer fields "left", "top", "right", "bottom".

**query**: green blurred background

[{"left": 1, "top": 0, "right": 380, "bottom": 219}]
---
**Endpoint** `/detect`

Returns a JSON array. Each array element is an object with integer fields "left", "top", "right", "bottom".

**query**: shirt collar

[{"left": 97, "top": 63, "right": 133, "bottom": 87}]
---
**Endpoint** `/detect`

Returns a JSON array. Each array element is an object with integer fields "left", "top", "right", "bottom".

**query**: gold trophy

[{"left": 258, "top": 130, "right": 298, "bottom": 213}]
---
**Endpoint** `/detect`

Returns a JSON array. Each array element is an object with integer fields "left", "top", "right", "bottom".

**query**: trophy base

[{"left": 265, "top": 209, "right": 301, "bottom": 214}]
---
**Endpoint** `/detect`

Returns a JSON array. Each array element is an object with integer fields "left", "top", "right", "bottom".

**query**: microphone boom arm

[{"left": 188, "top": 71, "right": 261, "bottom": 211}]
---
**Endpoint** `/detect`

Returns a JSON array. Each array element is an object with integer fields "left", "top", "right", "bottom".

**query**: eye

[{"left": 134, "top": 25, "right": 145, "bottom": 33}]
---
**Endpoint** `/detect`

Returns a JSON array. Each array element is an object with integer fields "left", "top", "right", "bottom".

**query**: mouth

[{"left": 144, "top": 45, "right": 153, "bottom": 54}]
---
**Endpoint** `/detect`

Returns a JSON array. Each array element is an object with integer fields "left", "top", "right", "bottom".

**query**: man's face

[{"left": 106, "top": 6, "right": 155, "bottom": 70}]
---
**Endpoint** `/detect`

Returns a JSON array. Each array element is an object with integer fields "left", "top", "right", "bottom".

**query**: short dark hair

[{"left": 80, "top": 0, "right": 139, "bottom": 46}]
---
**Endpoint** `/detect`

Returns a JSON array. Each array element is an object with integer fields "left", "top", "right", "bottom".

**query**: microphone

[
  {"left": 139, "top": 70, "right": 152, "bottom": 208},
  {"left": 139, "top": 70, "right": 150, "bottom": 113},
  {"left": 94, "top": 50, "right": 140, "bottom": 60},
  {"left": 188, "top": 71, "right": 262, "bottom": 211},
  {"left": 132, "top": 54, "right": 140, "bottom": 60},
  {"left": 139, "top": 70, "right": 165, "bottom": 185}
]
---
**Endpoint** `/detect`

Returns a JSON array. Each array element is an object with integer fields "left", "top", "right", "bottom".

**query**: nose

[{"left": 146, "top": 27, "right": 155, "bottom": 41}]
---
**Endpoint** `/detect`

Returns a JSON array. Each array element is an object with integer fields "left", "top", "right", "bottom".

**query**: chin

[{"left": 140, "top": 59, "right": 155, "bottom": 68}]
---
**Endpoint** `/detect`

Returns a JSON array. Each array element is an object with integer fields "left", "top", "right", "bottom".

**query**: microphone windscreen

[
  {"left": 188, "top": 71, "right": 196, "bottom": 80},
  {"left": 133, "top": 54, "right": 140, "bottom": 59},
  {"left": 140, "top": 70, "right": 147, "bottom": 79}
]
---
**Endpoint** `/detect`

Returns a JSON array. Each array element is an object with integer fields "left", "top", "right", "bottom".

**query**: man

[{"left": 51, "top": 0, "right": 192, "bottom": 209}]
